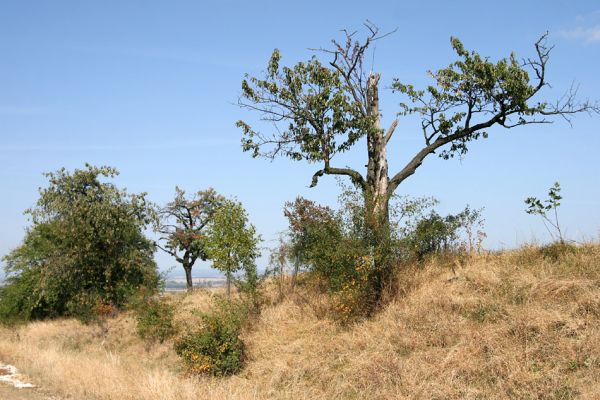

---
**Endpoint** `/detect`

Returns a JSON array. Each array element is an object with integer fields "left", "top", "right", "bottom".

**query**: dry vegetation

[{"left": 1, "top": 244, "right": 599, "bottom": 399}]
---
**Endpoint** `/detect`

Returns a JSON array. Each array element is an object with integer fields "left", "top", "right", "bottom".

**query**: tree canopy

[
  {"left": 154, "top": 187, "right": 225, "bottom": 290},
  {"left": 237, "top": 24, "right": 598, "bottom": 227}
]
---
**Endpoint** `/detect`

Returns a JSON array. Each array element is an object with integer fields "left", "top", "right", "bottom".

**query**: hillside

[{"left": 0, "top": 244, "right": 598, "bottom": 399}]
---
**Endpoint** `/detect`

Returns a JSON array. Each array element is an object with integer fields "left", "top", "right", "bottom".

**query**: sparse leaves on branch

[
  {"left": 392, "top": 34, "right": 599, "bottom": 161},
  {"left": 525, "top": 182, "right": 565, "bottom": 243}
]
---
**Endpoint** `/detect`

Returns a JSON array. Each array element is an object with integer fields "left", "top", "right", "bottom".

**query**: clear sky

[{"left": 1, "top": 0, "right": 599, "bottom": 277}]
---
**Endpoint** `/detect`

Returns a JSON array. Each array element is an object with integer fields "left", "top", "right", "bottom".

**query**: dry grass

[{"left": 1, "top": 244, "right": 599, "bottom": 399}]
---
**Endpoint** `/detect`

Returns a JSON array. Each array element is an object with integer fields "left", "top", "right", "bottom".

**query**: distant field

[{"left": 164, "top": 277, "right": 226, "bottom": 291}]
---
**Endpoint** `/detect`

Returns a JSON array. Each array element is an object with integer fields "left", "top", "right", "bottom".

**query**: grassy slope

[{"left": 0, "top": 245, "right": 598, "bottom": 399}]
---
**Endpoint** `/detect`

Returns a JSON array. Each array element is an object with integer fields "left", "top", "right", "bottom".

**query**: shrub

[
  {"left": 174, "top": 299, "right": 247, "bottom": 376},
  {"left": 0, "top": 267, "right": 42, "bottom": 324},
  {"left": 540, "top": 241, "right": 578, "bottom": 261},
  {"left": 0, "top": 165, "right": 158, "bottom": 323},
  {"left": 136, "top": 297, "right": 176, "bottom": 344},
  {"left": 284, "top": 197, "right": 356, "bottom": 291},
  {"left": 282, "top": 191, "right": 484, "bottom": 320},
  {"left": 332, "top": 255, "right": 374, "bottom": 323},
  {"left": 402, "top": 206, "right": 484, "bottom": 260}
]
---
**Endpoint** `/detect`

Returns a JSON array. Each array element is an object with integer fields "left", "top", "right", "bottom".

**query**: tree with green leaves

[
  {"left": 237, "top": 22, "right": 598, "bottom": 247},
  {"left": 205, "top": 200, "right": 261, "bottom": 297},
  {"left": 525, "top": 182, "right": 564, "bottom": 243},
  {"left": 154, "top": 187, "right": 225, "bottom": 291},
  {"left": 0, "top": 165, "right": 158, "bottom": 322}
]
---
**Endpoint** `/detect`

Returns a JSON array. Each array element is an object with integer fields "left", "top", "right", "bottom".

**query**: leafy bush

[
  {"left": 0, "top": 165, "right": 158, "bottom": 323},
  {"left": 174, "top": 299, "right": 247, "bottom": 376},
  {"left": 284, "top": 197, "right": 356, "bottom": 290},
  {"left": 0, "top": 266, "right": 42, "bottom": 324},
  {"left": 281, "top": 189, "right": 485, "bottom": 320},
  {"left": 332, "top": 255, "right": 374, "bottom": 323},
  {"left": 136, "top": 297, "right": 176, "bottom": 344},
  {"left": 402, "top": 206, "right": 484, "bottom": 260},
  {"left": 540, "top": 241, "right": 578, "bottom": 261}
]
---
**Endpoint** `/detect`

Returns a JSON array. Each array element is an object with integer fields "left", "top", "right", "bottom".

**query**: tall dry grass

[{"left": 1, "top": 244, "right": 599, "bottom": 399}]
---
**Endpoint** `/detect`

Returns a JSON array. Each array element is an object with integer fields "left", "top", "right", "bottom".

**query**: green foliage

[
  {"left": 0, "top": 265, "right": 42, "bottom": 324},
  {"left": 237, "top": 50, "right": 375, "bottom": 162},
  {"left": 281, "top": 189, "right": 485, "bottom": 320},
  {"left": 205, "top": 200, "right": 261, "bottom": 296},
  {"left": 283, "top": 196, "right": 388, "bottom": 319},
  {"left": 233, "top": 261, "right": 264, "bottom": 311},
  {"left": 539, "top": 241, "right": 578, "bottom": 261},
  {"left": 0, "top": 164, "right": 158, "bottom": 323},
  {"left": 174, "top": 298, "right": 247, "bottom": 376},
  {"left": 402, "top": 206, "right": 484, "bottom": 260},
  {"left": 136, "top": 297, "right": 176, "bottom": 344},
  {"left": 525, "top": 182, "right": 565, "bottom": 243},
  {"left": 284, "top": 197, "right": 363, "bottom": 291},
  {"left": 393, "top": 35, "right": 556, "bottom": 160}
]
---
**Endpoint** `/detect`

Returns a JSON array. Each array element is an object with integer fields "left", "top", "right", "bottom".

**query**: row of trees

[
  {"left": 0, "top": 164, "right": 260, "bottom": 322},
  {"left": 2, "top": 24, "right": 597, "bottom": 325}
]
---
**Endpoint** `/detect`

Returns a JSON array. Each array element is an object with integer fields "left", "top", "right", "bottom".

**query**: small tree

[
  {"left": 0, "top": 164, "right": 157, "bottom": 322},
  {"left": 525, "top": 182, "right": 564, "bottom": 243},
  {"left": 154, "top": 187, "right": 225, "bottom": 291},
  {"left": 205, "top": 200, "right": 261, "bottom": 297}
]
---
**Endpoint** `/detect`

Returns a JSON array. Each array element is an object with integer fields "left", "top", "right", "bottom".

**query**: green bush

[
  {"left": 0, "top": 165, "right": 159, "bottom": 323},
  {"left": 279, "top": 191, "right": 486, "bottom": 320},
  {"left": 284, "top": 197, "right": 359, "bottom": 290},
  {"left": 402, "top": 206, "right": 484, "bottom": 260},
  {"left": 0, "top": 267, "right": 43, "bottom": 324},
  {"left": 136, "top": 297, "right": 176, "bottom": 344},
  {"left": 540, "top": 241, "right": 578, "bottom": 261},
  {"left": 174, "top": 299, "right": 247, "bottom": 376}
]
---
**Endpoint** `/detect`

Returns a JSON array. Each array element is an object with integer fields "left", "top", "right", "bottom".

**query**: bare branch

[
  {"left": 310, "top": 165, "right": 366, "bottom": 191},
  {"left": 385, "top": 119, "right": 399, "bottom": 143}
]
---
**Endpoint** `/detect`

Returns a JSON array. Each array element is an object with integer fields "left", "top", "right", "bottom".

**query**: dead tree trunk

[{"left": 365, "top": 73, "right": 391, "bottom": 231}]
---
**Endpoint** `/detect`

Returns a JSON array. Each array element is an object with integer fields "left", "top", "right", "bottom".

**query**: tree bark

[
  {"left": 226, "top": 271, "right": 231, "bottom": 298},
  {"left": 184, "top": 264, "right": 193, "bottom": 291},
  {"left": 365, "top": 73, "right": 391, "bottom": 230}
]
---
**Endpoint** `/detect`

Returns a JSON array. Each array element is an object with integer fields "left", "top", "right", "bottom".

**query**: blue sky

[{"left": 1, "top": 1, "right": 599, "bottom": 277}]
